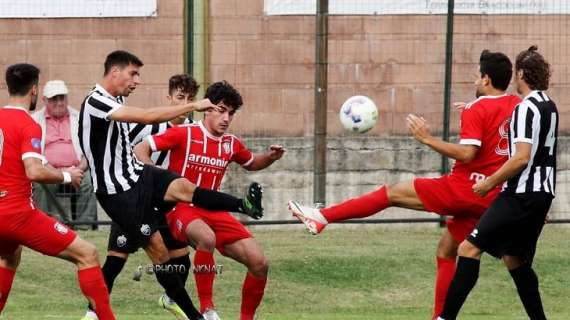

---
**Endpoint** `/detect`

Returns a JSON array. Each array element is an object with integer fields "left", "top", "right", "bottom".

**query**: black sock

[
  {"left": 192, "top": 187, "right": 244, "bottom": 213},
  {"left": 155, "top": 260, "right": 202, "bottom": 319},
  {"left": 169, "top": 254, "right": 192, "bottom": 285},
  {"left": 510, "top": 264, "right": 546, "bottom": 320},
  {"left": 439, "top": 256, "right": 480, "bottom": 320},
  {"left": 87, "top": 255, "right": 126, "bottom": 311}
]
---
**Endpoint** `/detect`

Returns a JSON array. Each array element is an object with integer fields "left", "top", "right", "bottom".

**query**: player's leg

[
  {"left": 57, "top": 237, "right": 115, "bottom": 320},
  {"left": 144, "top": 230, "right": 203, "bottom": 320},
  {"left": 185, "top": 219, "right": 217, "bottom": 313},
  {"left": 500, "top": 195, "right": 551, "bottom": 320},
  {"left": 438, "top": 195, "right": 518, "bottom": 320},
  {"left": 222, "top": 238, "right": 269, "bottom": 320},
  {"left": 164, "top": 177, "right": 263, "bottom": 219},
  {"left": 157, "top": 218, "right": 193, "bottom": 320},
  {"left": 0, "top": 245, "right": 22, "bottom": 313},
  {"left": 432, "top": 229, "right": 458, "bottom": 320},
  {"left": 289, "top": 180, "right": 423, "bottom": 234}
]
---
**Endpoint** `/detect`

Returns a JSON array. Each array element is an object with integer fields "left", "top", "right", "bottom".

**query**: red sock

[
  {"left": 0, "top": 267, "right": 16, "bottom": 313},
  {"left": 321, "top": 186, "right": 390, "bottom": 223},
  {"left": 240, "top": 272, "right": 267, "bottom": 320},
  {"left": 194, "top": 250, "right": 216, "bottom": 312},
  {"left": 78, "top": 267, "right": 115, "bottom": 320},
  {"left": 433, "top": 257, "right": 456, "bottom": 320}
]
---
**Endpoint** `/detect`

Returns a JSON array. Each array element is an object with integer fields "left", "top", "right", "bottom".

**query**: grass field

[{"left": 2, "top": 225, "right": 570, "bottom": 319}]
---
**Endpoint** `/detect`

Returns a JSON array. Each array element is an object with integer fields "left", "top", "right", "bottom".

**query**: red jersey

[
  {"left": 451, "top": 94, "right": 521, "bottom": 181},
  {"left": 0, "top": 106, "right": 47, "bottom": 213},
  {"left": 148, "top": 121, "right": 254, "bottom": 191}
]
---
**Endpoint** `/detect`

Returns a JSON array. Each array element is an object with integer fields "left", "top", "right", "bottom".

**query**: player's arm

[
  {"left": 108, "top": 99, "right": 219, "bottom": 124},
  {"left": 244, "top": 145, "right": 286, "bottom": 171},
  {"left": 472, "top": 142, "right": 531, "bottom": 196},
  {"left": 406, "top": 114, "right": 478, "bottom": 163},
  {"left": 133, "top": 140, "right": 154, "bottom": 165},
  {"left": 23, "top": 158, "right": 83, "bottom": 188}
]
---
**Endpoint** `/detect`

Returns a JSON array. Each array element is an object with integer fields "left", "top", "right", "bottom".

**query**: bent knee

[
  {"left": 249, "top": 256, "right": 269, "bottom": 277},
  {"left": 75, "top": 240, "right": 100, "bottom": 266},
  {"left": 457, "top": 240, "right": 481, "bottom": 259}
]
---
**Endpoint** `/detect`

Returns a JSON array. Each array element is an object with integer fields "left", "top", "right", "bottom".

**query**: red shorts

[
  {"left": 166, "top": 204, "right": 252, "bottom": 256},
  {"left": 0, "top": 209, "right": 77, "bottom": 256},
  {"left": 414, "top": 174, "right": 500, "bottom": 242}
]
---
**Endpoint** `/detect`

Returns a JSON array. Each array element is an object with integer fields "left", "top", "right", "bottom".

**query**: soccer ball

[{"left": 339, "top": 95, "right": 378, "bottom": 133}]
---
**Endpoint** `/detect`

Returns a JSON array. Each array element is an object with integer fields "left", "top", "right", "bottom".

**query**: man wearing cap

[{"left": 31, "top": 80, "right": 97, "bottom": 228}]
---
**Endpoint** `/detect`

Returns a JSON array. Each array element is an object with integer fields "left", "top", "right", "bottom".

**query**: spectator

[{"left": 31, "top": 80, "right": 97, "bottom": 229}]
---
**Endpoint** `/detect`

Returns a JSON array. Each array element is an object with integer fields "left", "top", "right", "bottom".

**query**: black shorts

[
  {"left": 468, "top": 192, "right": 553, "bottom": 262},
  {"left": 96, "top": 165, "right": 181, "bottom": 250},
  {"left": 107, "top": 212, "right": 187, "bottom": 254}
]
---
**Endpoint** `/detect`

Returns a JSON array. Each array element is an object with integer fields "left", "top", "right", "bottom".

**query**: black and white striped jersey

[
  {"left": 78, "top": 84, "right": 144, "bottom": 194},
  {"left": 128, "top": 118, "right": 192, "bottom": 169},
  {"left": 503, "top": 90, "right": 558, "bottom": 196}
]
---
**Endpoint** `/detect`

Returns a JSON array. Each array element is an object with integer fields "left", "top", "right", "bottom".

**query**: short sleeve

[
  {"left": 459, "top": 105, "right": 483, "bottom": 147},
  {"left": 511, "top": 102, "right": 536, "bottom": 144},
  {"left": 20, "top": 122, "right": 47, "bottom": 164},
  {"left": 87, "top": 94, "right": 123, "bottom": 121},
  {"left": 148, "top": 126, "right": 185, "bottom": 152},
  {"left": 231, "top": 137, "right": 254, "bottom": 166}
]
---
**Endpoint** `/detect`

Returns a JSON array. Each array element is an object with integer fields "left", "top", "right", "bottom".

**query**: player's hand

[
  {"left": 472, "top": 179, "right": 492, "bottom": 197},
  {"left": 406, "top": 114, "right": 432, "bottom": 145},
  {"left": 268, "top": 145, "right": 286, "bottom": 160},
  {"left": 66, "top": 167, "right": 84, "bottom": 189},
  {"left": 454, "top": 102, "right": 466, "bottom": 111},
  {"left": 192, "top": 99, "right": 219, "bottom": 112}
]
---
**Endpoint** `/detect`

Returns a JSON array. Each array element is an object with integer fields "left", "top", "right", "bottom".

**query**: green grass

[{"left": 2, "top": 226, "right": 570, "bottom": 319}]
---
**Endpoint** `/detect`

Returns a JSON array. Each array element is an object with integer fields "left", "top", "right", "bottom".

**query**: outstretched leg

[{"left": 289, "top": 180, "right": 424, "bottom": 234}]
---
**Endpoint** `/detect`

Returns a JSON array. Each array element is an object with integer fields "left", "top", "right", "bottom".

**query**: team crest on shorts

[
  {"left": 223, "top": 141, "right": 231, "bottom": 154},
  {"left": 54, "top": 222, "right": 69, "bottom": 235},
  {"left": 117, "top": 235, "right": 127, "bottom": 247},
  {"left": 176, "top": 219, "right": 183, "bottom": 231},
  {"left": 140, "top": 224, "right": 151, "bottom": 236}
]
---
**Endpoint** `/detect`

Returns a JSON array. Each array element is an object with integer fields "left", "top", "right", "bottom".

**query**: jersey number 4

[{"left": 545, "top": 113, "right": 557, "bottom": 156}]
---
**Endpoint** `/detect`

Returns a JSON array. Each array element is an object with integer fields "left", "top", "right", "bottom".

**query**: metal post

[
  {"left": 184, "top": 0, "right": 193, "bottom": 76},
  {"left": 440, "top": 0, "right": 455, "bottom": 227},
  {"left": 314, "top": 0, "right": 328, "bottom": 205}
]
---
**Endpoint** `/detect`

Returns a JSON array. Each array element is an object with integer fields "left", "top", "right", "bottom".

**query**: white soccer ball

[{"left": 339, "top": 95, "right": 378, "bottom": 133}]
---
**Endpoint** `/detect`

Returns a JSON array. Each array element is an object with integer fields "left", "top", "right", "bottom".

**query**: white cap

[{"left": 43, "top": 80, "right": 68, "bottom": 98}]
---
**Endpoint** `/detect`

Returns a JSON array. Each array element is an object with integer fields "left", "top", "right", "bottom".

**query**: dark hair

[
  {"left": 104, "top": 50, "right": 144, "bottom": 75},
  {"left": 169, "top": 74, "right": 200, "bottom": 97},
  {"left": 515, "top": 45, "right": 551, "bottom": 90},
  {"left": 204, "top": 81, "right": 243, "bottom": 111},
  {"left": 5, "top": 63, "right": 40, "bottom": 96},
  {"left": 479, "top": 50, "right": 512, "bottom": 91}
]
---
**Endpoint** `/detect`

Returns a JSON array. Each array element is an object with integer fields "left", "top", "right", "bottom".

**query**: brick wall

[
  {"left": 208, "top": 0, "right": 570, "bottom": 136},
  {"left": 0, "top": 0, "right": 184, "bottom": 109}
]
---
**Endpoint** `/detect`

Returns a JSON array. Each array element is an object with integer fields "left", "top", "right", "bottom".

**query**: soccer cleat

[
  {"left": 242, "top": 182, "right": 264, "bottom": 220},
  {"left": 203, "top": 308, "right": 222, "bottom": 320},
  {"left": 158, "top": 293, "right": 189, "bottom": 320},
  {"left": 80, "top": 310, "right": 98, "bottom": 320},
  {"left": 288, "top": 200, "right": 328, "bottom": 235}
]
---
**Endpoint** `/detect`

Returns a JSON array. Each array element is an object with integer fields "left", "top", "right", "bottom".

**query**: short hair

[
  {"left": 515, "top": 45, "right": 551, "bottom": 90},
  {"left": 104, "top": 50, "right": 144, "bottom": 75},
  {"left": 204, "top": 81, "right": 243, "bottom": 111},
  {"left": 5, "top": 63, "right": 40, "bottom": 96},
  {"left": 168, "top": 74, "right": 200, "bottom": 97},
  {"left": 479, "top": 50, "right": 512, "bottom": 91}
]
